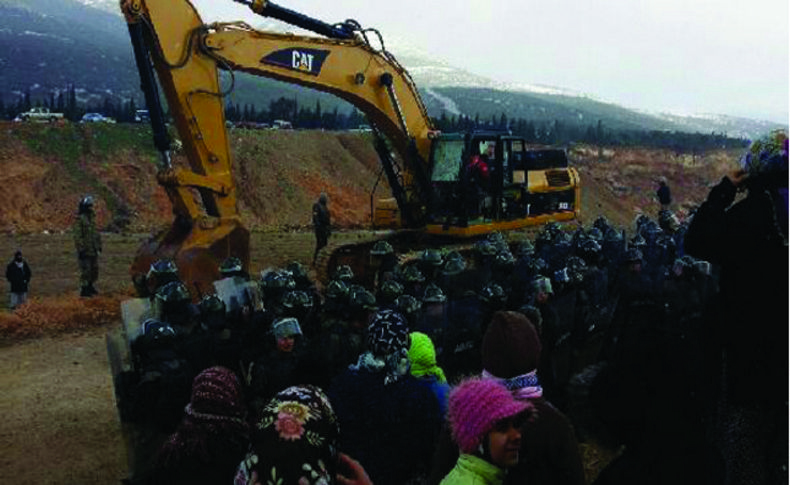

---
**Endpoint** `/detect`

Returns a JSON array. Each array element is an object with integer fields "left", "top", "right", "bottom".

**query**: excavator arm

[
  {"left": 123, "top": 0, "right": 251, "bottom": 295},
  {"left": 121, "top": 0, "right": 439, "bottom": 293},
  {"left": 199, "top": 20, "right": 440, "bottom": 223}
]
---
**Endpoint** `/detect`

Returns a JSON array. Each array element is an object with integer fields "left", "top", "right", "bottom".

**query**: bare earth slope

[{"left": 0, "top": 122, "right": 738, "bottom": 234}]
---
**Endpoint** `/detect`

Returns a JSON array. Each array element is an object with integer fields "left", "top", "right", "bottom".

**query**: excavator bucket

[{"left": 130, "top": 218, "right": 249, "bottom": 299}]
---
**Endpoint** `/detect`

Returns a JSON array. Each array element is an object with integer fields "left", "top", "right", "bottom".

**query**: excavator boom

[{"left": 122, "top": 0, "right": 580, "bottom": 291}]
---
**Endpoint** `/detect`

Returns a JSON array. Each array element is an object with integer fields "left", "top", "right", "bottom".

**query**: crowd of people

[{"left": 114, "top": 176, "right": 784, "bottom": 485}]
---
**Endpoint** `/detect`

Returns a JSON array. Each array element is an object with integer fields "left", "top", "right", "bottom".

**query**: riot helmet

[
  {"left": 378, "top": 279, "right": 404, "bottom": 304},
  {"left": 515, "top": 240, "right": 535, "bottom": 258},
  {"left": 325, "top": 279, "right": 349, "bottom": 302},
  {"left": 473, "top": 239, "right": 497, "bottom": 257},
  {"left": 199, "top": 294, "right": 227, "bottom": 330},
  {"left": 286, "top": 261, "right": 309, "bottom": 282},
  {"left": 478, "top": 282, "right": 506, "bottom": 305},
  {"left": 442, "top": 258, "right": 467, "bottom": 277},
  {"left": 395, "top": 294, "right": 421, "bottom": 317},
  {"left": 333, "top": 265, "right": 354, "bottom": 282},
  {"left": 272, "top": 317, "right": 303, "bottom": 340},
  {"left": 138, "top": 318, "right": 177, "bottom": 350},
  {"left": 282, "top": 290, "right": 313, "bottom": 310},
  {"left": 494, "top": 250, "right": 516, "bottom": 269},
  {"left": 401, "top": 264, "right": 426, "bottom": 283},
  {"left": 553, "top": 267, "right": 571, "bottom": 286},
  {"left": 219, "top": 256, "right": 244, "bottom": 277},
  {"left": 156, "top": 280, "right": 191, "bottom": 304},
  {"left": 370, "top": 240, "right": 395, "bottom": 256},
  {"left": 593, "top": 215, "right": 610, "bottom": 233},
  {"left": 625, "top": 248, "right": 644, "bottom": 264},
  {"left": 78, "top": 195, "right": 95, "bottom": 213},
  {"left": 422, "top": 283, "right": 447, "bottom": 304},
  {"left": 420, "top": 248, "right": 444, "bottom": 267},
  {"left": 349, "top": 287, "right": 377, "bottom": 312}
]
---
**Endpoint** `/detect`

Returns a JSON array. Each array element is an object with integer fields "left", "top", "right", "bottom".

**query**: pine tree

[
  {"left": 314, "top": 99, "right": 322, "bottom": 128},
  {"left": 102, "top": 97, "right": 113, "bottom": 118},
  {"left": 130, "top": 98, "right": 138, "bottom": 122},
  {"left": 66, "top": 84, "right": 78, "bottom": 121}
]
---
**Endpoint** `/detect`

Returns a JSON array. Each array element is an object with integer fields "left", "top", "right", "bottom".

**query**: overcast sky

[{"left": 191, "top": 0, "right": 788, "bottom": 124}]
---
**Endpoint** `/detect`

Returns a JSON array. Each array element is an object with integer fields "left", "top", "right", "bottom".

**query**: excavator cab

[{"left": 421, "top": 132, "right": 580, "bottom": 236}]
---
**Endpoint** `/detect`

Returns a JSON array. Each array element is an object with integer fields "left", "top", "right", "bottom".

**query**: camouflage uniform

[{"left": 73, "top": 210, "right": 102, "bottom": 295}]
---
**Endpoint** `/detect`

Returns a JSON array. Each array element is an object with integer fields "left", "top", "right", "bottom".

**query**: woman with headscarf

[
  {"left": 408, "top": 331, "right": 450, "bottom": 416},
  {"left": 234, "top": 384, "right": 374, "bottom": 485},
  {"left": 150, "top": 366, "right": 250, "bottom": 485},
  {"left": 328, "top": 309, "right": 443, "bottom": 485}
]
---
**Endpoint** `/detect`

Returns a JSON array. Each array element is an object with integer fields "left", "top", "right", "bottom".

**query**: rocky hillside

[{"left": 0, "top": 122, "right": 740, "bottom": 235}]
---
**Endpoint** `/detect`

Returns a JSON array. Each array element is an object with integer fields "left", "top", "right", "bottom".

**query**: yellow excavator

[{"left": 121, "top": 0, "right": 580, "bottom": 291}]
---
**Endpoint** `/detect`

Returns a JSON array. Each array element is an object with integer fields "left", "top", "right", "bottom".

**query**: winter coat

[
  {"left": 73, "top": 212, "right": 102, "bottom": 257},
  {"left": 328, "top": 367, "right": 443, "bottom": 485},
  {"left": 430, "top": 397, "right": 585, "bottom": 485},
  {"left": 440, "top": 454, "right": 505, "bottom": 485},
  {"left": 684, "top": 176, "right": 788, "bottom": 405},
  {"left": 6, "top": 260, "right": 31, "bottom": 293},
  {"left": 415, "top": 375, "right": 450, "bottom": 417},
  {"left": 312, "top": 201, "right": 331, "bottom": 235},
  {"left": 656, "top": 184, "right": 671, "bottom": 206}
]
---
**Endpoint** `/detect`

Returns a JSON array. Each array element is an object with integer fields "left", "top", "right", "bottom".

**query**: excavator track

[{"left": 312, "top": 229, "right": 536, "bottom": 288}]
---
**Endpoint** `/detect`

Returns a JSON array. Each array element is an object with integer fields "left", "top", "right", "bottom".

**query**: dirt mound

[
  {"left": 571, "top": 145, "right": 740, "bottom": 228},
  {"left": 0, "top": 122, "right": 740, "bottom": 236},
  {"left": 0, "top": 294, "right": 123, "bottom": 343}
]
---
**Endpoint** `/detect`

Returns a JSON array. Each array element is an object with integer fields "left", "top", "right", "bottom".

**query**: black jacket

[
  {"left": 6, "top": 260, "right": 31, "bottom": 293},
  {"left": 684, "top": 177, "right": 788, "bottom": 403},
  {"left": 656, "top": 184, "right": 671, "bottom": 205}
]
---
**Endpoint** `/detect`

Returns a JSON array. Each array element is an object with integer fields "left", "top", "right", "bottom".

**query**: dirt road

[{"left": 0, "top": 325, "right": 126, "bottom": 484}]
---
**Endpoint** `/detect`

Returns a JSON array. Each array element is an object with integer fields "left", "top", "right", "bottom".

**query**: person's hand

[
  {"left": 725, "top": 169, "right": 748, "bottom": 188},
  {"left": 336, "top": 453, "right": 374, "bottom": 485}
]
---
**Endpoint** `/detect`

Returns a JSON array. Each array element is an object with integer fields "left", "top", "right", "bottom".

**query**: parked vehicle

[
  {"left": 134, "top": 110, "right": 150, "bottom": 123},
  {"left": 18, "top": 107, "right": 64, "bottom": 123},
  {"left": 272, "top": 119, "right": 293, "bottom": 129},
  {"left": 81, "top": 113, "right": 116, "bottom": 123}
]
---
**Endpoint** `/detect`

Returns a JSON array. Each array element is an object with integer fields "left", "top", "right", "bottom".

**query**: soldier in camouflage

[{"left": 72, "top": 195, "right": 102, "bottom": 297}]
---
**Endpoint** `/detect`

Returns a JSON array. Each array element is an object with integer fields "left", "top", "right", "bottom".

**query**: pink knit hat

[{"left": 447, "top": 377, "right": 532, "bottom": 454}]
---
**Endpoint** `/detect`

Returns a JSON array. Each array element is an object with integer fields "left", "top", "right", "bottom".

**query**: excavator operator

[{"left": 466, "top": 141, "right": 497, "bottom": 219}]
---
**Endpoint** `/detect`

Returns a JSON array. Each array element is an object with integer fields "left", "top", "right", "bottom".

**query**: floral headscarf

[
  {"left": 740, "top": 129, "right": 788, "bottom": 183},
  {"left": 235, "top": 385, "right": 339, "bottom": 485},
  {"left": 349, "top": 309, "right": 411, "bottom": 385}
]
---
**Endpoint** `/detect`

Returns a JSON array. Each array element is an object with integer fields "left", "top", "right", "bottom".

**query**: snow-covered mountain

[
  {"left": 73, "top": 0, "right": 119, "bottom": 15},
  {"left": 2, "top": 0, "right": 785, "bottom": 139}
]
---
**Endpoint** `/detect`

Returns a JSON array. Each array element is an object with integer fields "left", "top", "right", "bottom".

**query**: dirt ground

[
  {"left": 0, "top": 230, "right": 385, "bottom": 484},
  {"left": 0, "top": 325, "right": 127, "bottom": 484}
]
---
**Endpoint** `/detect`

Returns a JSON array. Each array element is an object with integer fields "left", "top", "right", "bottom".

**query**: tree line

[
  {"left": 432, "top": 112, "right": 749, "bottom": 153},
  {"left": 0, "top": 89, "right": 748, "bottom": 153}
]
